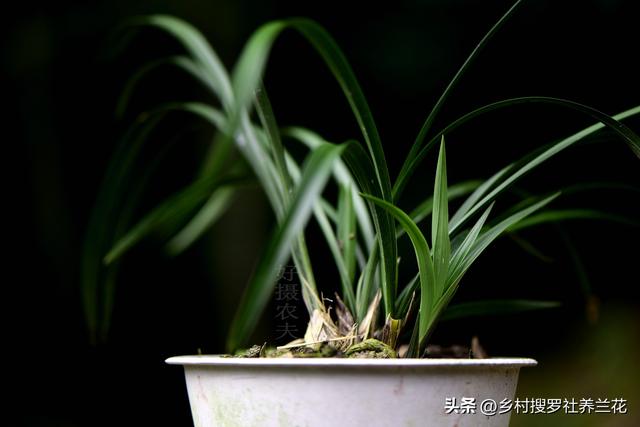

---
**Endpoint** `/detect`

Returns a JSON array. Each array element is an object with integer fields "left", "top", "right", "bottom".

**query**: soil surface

[{"left": 234, "top": 337, "right": 488, "bottom": 359}]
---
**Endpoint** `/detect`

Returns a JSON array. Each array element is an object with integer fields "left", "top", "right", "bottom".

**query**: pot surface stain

[{"left": 393, "top": 375, "right": 405, "bottom": 395}]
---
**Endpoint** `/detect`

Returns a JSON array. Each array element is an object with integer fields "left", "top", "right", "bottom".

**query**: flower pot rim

[{"left": 166, "top": 355, "right": 537, "bottom": 368}]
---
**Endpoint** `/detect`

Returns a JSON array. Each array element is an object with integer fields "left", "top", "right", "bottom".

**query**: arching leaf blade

[
  {"left": 431, "top": 138, "right": 450, "bottom": 297},
  {"left": 395, "top": 0, "right": 525, "bottom": 199},
  {"left": 360, "top": 194, "right": 436, "bottom": 347},
  {"left": 226, "top": 143, "right": 345, "bottom": 351}
]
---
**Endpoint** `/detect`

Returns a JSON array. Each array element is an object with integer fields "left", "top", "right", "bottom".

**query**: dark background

[{"left": 3, "top": 0, "right": 639, "bottom": 426}]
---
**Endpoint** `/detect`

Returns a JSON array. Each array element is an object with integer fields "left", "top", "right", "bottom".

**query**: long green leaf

[
  {"left": 408, "top": 180, "right": 482, "bottom": 227},
  {"left": 449, "top": 102, "right": 640, "bottom": 234},
  {"left": 97, "top": 136, "right": 182, "bottom": 341},
  {"left": 431, "top": 138, "right": 450, "bottom": 297},
  {"left": 85, "top": 104, "right": 224, "bottom": 342},
  {"left": 100, "top": 102, "right": 240, "bottom": 264},
  {"left": 82, "top": 111, "right": 172, "bottom": 343},
  {"left": 395, "top": 0, "right": 525, "bottom": 199},
  {"left": 311, "top": 196, "right": 357, "bottom": 313},
  {"left": 283, "top": 126, "right": 375, "bottom": 250},
  {"left": 232, "top": 18, "right": 398, "bottom": 314},
  {"left": 136, "top": 17, "right": 286, "bottom": 238},
  {"left": 253, "top": 82, "right": 322, "bottom": 312},
  {"left": 356, "top": 243, "right": 380, "bottom": 322},
  {"left": 132, "top": 15, "right": 234, "bottom": 108},
  {"left": 286, "top": 18, "right": 398, "bottom": 314},
  {"left": 395, "top": 273, "right": 419, "bottom": 317},
  {"left": 104, "top": 174, "right": 248, "bottom": 264},
  {"left": 397, "top": 100, "right": 640, "bottom": 205},
  {"left": 338, "top": 183, "right": 357, "bottom": 285},
  {"left": 360, "top": 194, "right": 436, "bottom": 346},
  {"left": 226, "top": 143, "right": 345, "bottom": 351},
  {"left": 282, "top": 148, "right": 357, "bottom": 314},
  {"left": 343, "top": 142, "right": 398, "bottom": 317},
  {"left": 84, "top": 98, "right": 243, "bottom": 344},
  {"left": 254, "top": 82, "right": 293, "bottom": 194},
  {"left": 449, "top": 165, "right": 511, "bottom": 230},
  {"left": 447, "top": 203, "right": 494, "bottom": 286},
  {"left": 164, "top": 186, "right": 237, "bottom": 255},
  {"left": 116, "top": 55, "right": 212, "bottom": 118},
  {"left": 156, "top": 15, "right": 396, "bottom": 317},
  {"left": 232, "top": 20, "right": 396, "bottom": 314}
]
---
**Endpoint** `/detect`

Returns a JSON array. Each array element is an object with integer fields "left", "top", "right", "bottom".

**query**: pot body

[{"left": 166, "top": 356, "right": 536, "bottom": 427}]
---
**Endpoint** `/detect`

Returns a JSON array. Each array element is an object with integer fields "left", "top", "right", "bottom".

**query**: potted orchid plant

[{"left": 83, "top": 1, "right": 639, "bottom": 425}]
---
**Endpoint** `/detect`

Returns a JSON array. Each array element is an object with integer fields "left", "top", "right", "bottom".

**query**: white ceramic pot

[{"left": 166, "top": 356, "right": 536, "bottom": 427}]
